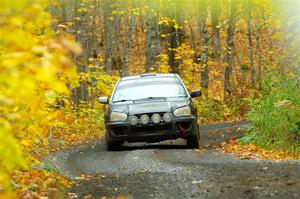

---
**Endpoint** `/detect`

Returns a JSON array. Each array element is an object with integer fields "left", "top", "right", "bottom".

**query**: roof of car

[{"left": 120, "top": 73, "right": 177, "bottom": 81}]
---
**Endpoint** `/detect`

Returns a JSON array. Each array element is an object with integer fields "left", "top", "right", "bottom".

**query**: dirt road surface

[{"left": 45, "top": 121, "right": 300, "bottom": 199}]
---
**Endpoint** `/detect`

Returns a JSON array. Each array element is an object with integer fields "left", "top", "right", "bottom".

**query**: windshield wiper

[
  {"left": 133, "top": 97, "right": 167, "bottom": 102},
  {"left": 113, "top": 99, "right": 132, "bottom": 103},
  {"left": 167, "top": 95, "right": 188, "bottom": 98}
]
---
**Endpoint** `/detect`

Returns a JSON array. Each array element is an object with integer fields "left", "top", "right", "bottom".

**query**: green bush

[
  {"left": 196, "top": 97, "right": 250, "bottom": 123},
  {"left": 241, "top": 75, "right": 300, "bottom": 152}
]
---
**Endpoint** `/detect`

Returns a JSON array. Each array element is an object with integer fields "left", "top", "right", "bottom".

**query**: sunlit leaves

[
  {"left": 0, "top": 119, "right": 27, "bottom": 189},
  {"left": 0, "top": 0, "right": 79, "bottom": 193},
  {"left": 158, "top": 17, "right": 182, "bottom": 30},
  {"left": 220, "top": 139, "right": 300, "bottom": 160}
]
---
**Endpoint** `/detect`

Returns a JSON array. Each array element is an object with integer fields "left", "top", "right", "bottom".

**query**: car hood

[{"left": 110, "top": 98, "right": 189, "bottom": 115}]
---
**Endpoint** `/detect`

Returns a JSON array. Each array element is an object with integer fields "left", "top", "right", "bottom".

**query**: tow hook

[{"left": 177, "top": 123, "right": 188, "bottom": 138}]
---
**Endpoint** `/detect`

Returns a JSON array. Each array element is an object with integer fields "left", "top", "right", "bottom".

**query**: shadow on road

[
  {"left": 116, "top": 140, "right": 188, "bottom": 151},
  {"left": 105, "top": 121, "right": 252, "bottom": 151}
]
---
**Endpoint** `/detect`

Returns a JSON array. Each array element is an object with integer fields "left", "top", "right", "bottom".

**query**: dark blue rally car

[{"left": 98, "top": 73, "right": 202, "bottom": 150}]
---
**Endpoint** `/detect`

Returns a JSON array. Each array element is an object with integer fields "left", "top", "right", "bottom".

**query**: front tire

[
  {"left": 106, "top": 141, "right": 122, "bottom": 151},
  {"left": 187, "top": 125, "right": 200, "bottom": 148},
  {"left": 105, "top": 130, "right": 123, "bottom": 151}
]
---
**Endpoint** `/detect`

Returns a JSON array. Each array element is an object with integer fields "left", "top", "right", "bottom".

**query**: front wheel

[
  {"left": 105, "top": 130, "right": 123, "bottom": 151},
  {"left": 187, "top": 125, "right": 200, "bottom": 148},
  {"left": 106, "top": 141, "right": 122, "bottom": 151}
]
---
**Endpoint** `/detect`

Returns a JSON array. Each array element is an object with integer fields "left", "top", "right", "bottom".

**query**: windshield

[{"left": 112, "top": 76, "right": 188, "bottom": 102}]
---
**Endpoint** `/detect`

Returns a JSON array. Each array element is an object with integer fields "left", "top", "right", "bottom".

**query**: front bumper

[{"left": 105, "top": 116, "right": 197, "bottom": 142}]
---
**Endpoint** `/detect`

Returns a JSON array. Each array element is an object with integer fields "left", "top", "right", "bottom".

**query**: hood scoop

[
  {"left": 129, "top": 102, "right": 171, "bottom": 115},
  {"left": 111, "top": 98, "right": 189, "bottom": 115}
]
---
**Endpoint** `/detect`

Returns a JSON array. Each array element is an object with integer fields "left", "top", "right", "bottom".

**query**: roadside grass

[
  {"left": 241, "top": 75, "right": 300, "bottom": 154},
  {"left": 197, "top": 75, "right": 300, "bottom": 160}
]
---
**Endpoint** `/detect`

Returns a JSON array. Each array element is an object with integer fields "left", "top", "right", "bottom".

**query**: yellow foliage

[
  {"left": 219, "top": 139, "right": 300, "bottom": 160},
  {"left": 0, "top": 0, "right": 78, "bottom": 193},
  {"left": 156, "top": 54, "right": 171, "bottom": 73}
]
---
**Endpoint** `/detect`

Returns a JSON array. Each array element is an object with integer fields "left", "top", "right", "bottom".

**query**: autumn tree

[
  {"left": 198, "top": 0, "right": 209, "bottom": 90},
  {"left": 210, "top": 0, "right": 222, "bottom": 59},
  {"left": 145, "top": 1, "right": 161, "bottom": 72},
  {"left": 224, "top": 0, "right": 237, "bottom": 98}
]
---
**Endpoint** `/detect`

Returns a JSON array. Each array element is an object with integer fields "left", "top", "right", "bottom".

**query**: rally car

[{"left": 98, "top": 73, "right": 202, "bottom": 150}]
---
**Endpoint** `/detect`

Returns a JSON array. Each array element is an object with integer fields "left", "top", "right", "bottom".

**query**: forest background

[{"left": 1, "top": 0, "right": 300, "bottom": 197}]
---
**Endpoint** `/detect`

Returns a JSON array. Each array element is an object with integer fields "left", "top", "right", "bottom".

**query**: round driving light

[
  {"left": 140, "top": 114, "right": 150, "bottom": 125},
  {"left": 129, "top": 116, "right": 139, "bottom": 126},
  {"left": 151, "top": 113, "right": 161, "bottom": 124},
  {"left": 162, "top": 113, "right": 172, "bottom": 123}
]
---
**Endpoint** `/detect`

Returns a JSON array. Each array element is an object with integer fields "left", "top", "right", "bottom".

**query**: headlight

[
  {"left": 174, "top": 106, "right": 191, "bottom": 117},
  {"left": 110, "top": 112, "right": 127, "bottom": 122}
]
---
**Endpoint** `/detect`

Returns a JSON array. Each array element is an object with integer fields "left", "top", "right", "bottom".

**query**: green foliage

[
  {"left": 197, "top": 97, "right": 249, "bottom": 123},
  {"left": 244, "top": 74, "right": 300, "bottom": 152}
]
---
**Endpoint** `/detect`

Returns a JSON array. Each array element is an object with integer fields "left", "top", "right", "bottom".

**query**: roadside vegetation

[
  {"left": 0, "top": 0, "right": 300, "bottom": 197},
  {"left": 241, "top": 74, "right": 300, "bottom": 153}
]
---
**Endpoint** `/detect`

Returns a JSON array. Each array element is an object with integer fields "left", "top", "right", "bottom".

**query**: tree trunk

[
  {"left": 255, "top": 19, "right": 262, "bottom": 87},
  {"left": 224, "top": 0, "right": 237, "bottom": 98},
  {"left": 199, "top": 0, "right": 209, "bottom": 90},
  {"left": 168, "top": 4, "right": 184, "bottom": 74},
  {"left": 103, "top": 0, "right": 113, "bottom": 73},
  {"left": 246, "top": 0, "right": 255, "bottom": 87},
  {"left": 89, "top": 0, "right": 100, "bottom": 62},
  {"left": 123, "top": 10, "right": 137, "bottom": 76},
  {"left": 73, "top": 0, "right": 89, "bottom": 103},
  {"left": 145, "top": 4, "right": 160, "bottom": 72},
  {"left": 210, "top": 0, "right": 221, "bottom": 58},
  {"left": 188, "top": 21, "right": 199, "bottom": 78},
  {"left": 61, "top": 0, "right": 67, "bottom": 23},
  {"left": 168, "top": 25, "right": 181, "bottom": 73},
  {"left": 74, "top": 0, "right": 88, "bottom": 71}
]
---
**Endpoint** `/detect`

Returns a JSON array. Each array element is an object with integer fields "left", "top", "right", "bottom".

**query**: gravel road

[{"left": 45, "top": 121, "right": 300, "bottom": 199}]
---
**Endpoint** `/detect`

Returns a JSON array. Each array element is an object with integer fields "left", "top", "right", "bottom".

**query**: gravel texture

[{"left": 45, "top": 121, "right": 300, "bottom": 199}]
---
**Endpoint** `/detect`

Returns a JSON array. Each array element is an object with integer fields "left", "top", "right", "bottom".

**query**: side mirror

[
  {"left": 190, "top": 90, "right": 202, "bottom": 98},
  {"left": 98, "top": 97, "right": 109, "bottom": 104}
]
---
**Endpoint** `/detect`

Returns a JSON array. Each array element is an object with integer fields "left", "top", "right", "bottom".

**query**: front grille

[
  {"left": 132, "top": 124, "right": 170, "bottom": 134},
  {"left": 134, "top": 112, "right": 165, "bottom": 117}
]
